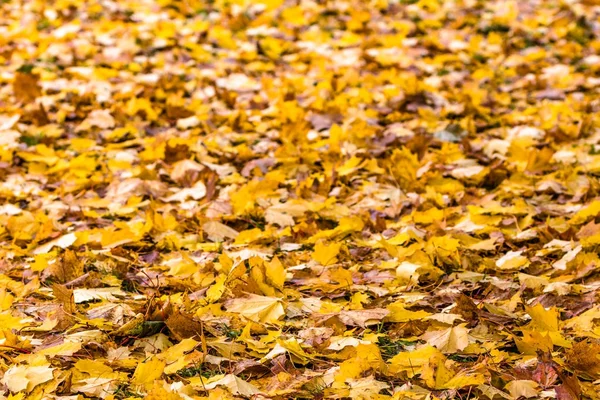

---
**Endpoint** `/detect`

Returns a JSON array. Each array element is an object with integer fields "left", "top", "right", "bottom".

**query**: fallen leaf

[
  {"left": 312, "top": 240, "right": 342, "bottom": 266},
  {"left": 2, "top": 365, "right": 54, "bottom": 393},
  {"left": 203, "top": 374, "right": 261, "bottom": 397},
  {"left": 337, "top": 309, "right": 389, "bottom": 328},
  {"left": 225, "top": 294, "right": 285, "bottom": 324},
  {"left": 422, "top": 324, "right": 470, "bottom": 354},
  {"left": 132, "top": 357, "right": 166, "bottom": 387},
  {"left": 505, "top": 380, "right": 539, "bottom": 399}
]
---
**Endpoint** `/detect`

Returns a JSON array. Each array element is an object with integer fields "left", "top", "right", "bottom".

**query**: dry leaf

[
  {"left": 203, "top": 374, "right": 261, "bottom": 397},
  {"left": 225, "top": 294, "right": 285, "bottom": 324},
  {"left": 13, "top": 70, "right": 41, "bottom": 103},
  {"left": 422, "top": 325, "right": 470, "bottom": 354},
  {"left": 2, "top": 365, "right": 54, "bottom": 393}
]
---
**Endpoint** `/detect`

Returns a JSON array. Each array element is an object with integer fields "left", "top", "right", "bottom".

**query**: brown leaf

[
  {"left": 232, "top": 359, "right": 270, "bottom": 376},
  {"left": 52, "top": 283, "right": 75, "bottom": 315},
  {"left": 556, "top": 374, "right": 582, "bottom": 400},
  {"left": 22, "top": 103, "right": 50, "bottom": 126},
  {"left": 454, "top": 294, "right": 480, "bottom": 326},
  {"left": 13, "top": 71, "right": 42, "bottom": 103},
  {"left": 165, "top": 307, "right": 204, "bottom": 341},
  {"left": 335, "top": 309, "right": 390, "bottom": 328},
  {"left": 45, "top": 250, "right": 84, "bottom": 283},
  {"left": 576, "top": 220, "right": 600, "bottom": 240},
  {"left": 164, "top": 143, "right": 190, "bottom": 163},
  {"left": 531, "top": 352, "right": 559, "bottom": 388},
  {"left": 566, "top": 340, "right": 600, "bottom": 378}
]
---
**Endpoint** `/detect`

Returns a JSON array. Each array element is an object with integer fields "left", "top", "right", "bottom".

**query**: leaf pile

[{"left": 1, "top": 0, "right": 600, "bottom": 399}]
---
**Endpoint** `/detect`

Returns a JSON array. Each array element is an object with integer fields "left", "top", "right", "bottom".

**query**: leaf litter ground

[{"left": 0, "top": 0, "right": 600, "bottom": 399}]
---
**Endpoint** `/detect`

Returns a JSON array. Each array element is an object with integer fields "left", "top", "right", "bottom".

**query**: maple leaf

[
  {"left": 132, "top": 357, "right": 166, "bottom": 388},
  {"left": 389, "top": 345, "right": 443, "bottom": 377},
  {"left": 2, "top": 365, "right": 54, "bottom": 393},
  {"left": 566, "top": 340, "right": 600, "bottom": 378},
  {"left": 224, "top": 294, "right": 285, "bottom": 324},
  {"left": 505, "top": 380, "right": 539, "bottom": 399},
  {"left": 203, "top": 374, "right": 261, "bottom": 397},
  {"left": 337, "top": 309, "right": 390, "bottom": 328},
  {"left": 347, "top": 375, "right": 390, "bottom": 399},
  {"left": 13, "top": 68, "right": 42, "bottom": 103},
  {"left": 312, "top": 240, "right": 342, "bottom": 266},
  {"left": 421, "top": 324, "right": 470, "bottom": 354}
]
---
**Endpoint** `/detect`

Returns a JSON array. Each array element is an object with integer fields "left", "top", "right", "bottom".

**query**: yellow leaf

[
  {"left": 338, "top": 156, "right": 363, "bottom": 177},
  {"left": 225, "top": 294, "right": 285, "bottom": 324},
  {"left": 281, "top": 5, "right": 306, "bottom": 25},
  {"left": 265, "top": 257, "right": 285, "bottom": 289},
  {"left": 514, "top": 330, "right": 553, "bottom": 355},
  {"left": 525, "top": 303, "right": 558, "bottom": 332},
  {"left": 571, "top": 200, "right": 600, "bottom": 225},
  {"left": 387, "top": 148, "right": 420, "bottom": 191},
  {"left": 505, "top": 380, "right": 539, "bottom": 399},
  {"left": 262, "top": 338, "right": 312, "bottom": 365},
  {"left": 132, "top": 357, "right": 166, "bottom": 387},
  {"left": 234, "top": 228, "right": 263, "bottom": 244},
  {"left": 421, "top": 353, "right": 454, "bottom": 389},
  {"left": 441, "top": 371, "right": 486, "bottom": 390},
  {"left": 335, "top": 344, "right": 386, "bottom": 383},
  {"left": 203, "top": 221, "right": 239, "bottom": 242},
  {"left": 496, "top": 251, "right": 529, "bottom": 270},
  {"left": 426, "top": 235, "right": 461, "bottom": 264},
  {"left": 347, "top": 376, "right": 390, "bottom": 399},
  {"left": 0, "top": 312, "right": 32, "bottom": 331},
  {"left": 206, "top": 274, "right": 227, "bottom": 303},
  {"left": 2, "top": 365, "right": 54, "bottom": 393},
  {"left": 38, "top": 341, "right": 82, "bottom": 357},
  {"left": 249, "top": 257, "right": 276, "bottom": 297},
  {"left": 312, "top": 240, "right": 341, "bottom": 266},
  {"left": 389, "top": 345, "right": 443, "bottom": 377},
  {"left": 159, "top": 338, "right": 199, "bottom": 366},
  {"left": 203, "top": 374, "right": 260, "bottom": 397},
  {"left": 165, "top": 255, "right": 198, "bottom": 277},
  {"left": 386, "top": 302, "right": 432, "bottom": 322},
  {"left": 0, "top": 289, "right": 15, "bottom": 311},
  {"left": 413, "top": 207, "right": 444, "bottom": 224},
  {"left": 74, "top": 359, "right": 113, "bottom": 376},
  {"left": 394, "top": 261, "right": 421, "bottom": 284}
]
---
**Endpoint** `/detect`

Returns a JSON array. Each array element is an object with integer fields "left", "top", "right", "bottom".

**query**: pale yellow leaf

[
  {"left": 225, "top": 294, "right": 285, "bottom": 324},
  {"left": 421, "top": 325, "right": 470, "bottom": 354},
  {"left": 2, "top": 365, "right": 54, "bottom": 393},
  {"left": 203, "top": 374, "right": 260, "bottom": 397}
]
